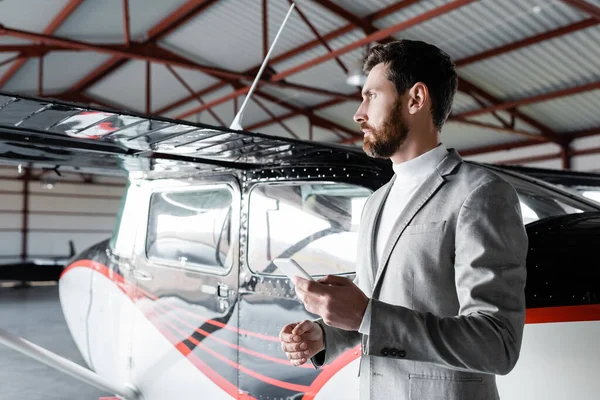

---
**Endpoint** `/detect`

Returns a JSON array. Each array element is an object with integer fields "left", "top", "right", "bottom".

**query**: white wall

[{"left": 0, "top": 166, "right": 126, "bottom": 262}]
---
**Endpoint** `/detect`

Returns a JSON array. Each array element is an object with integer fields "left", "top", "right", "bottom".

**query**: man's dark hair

[{"left": 363, "top": 40, "right": 457, "bottom": 130}]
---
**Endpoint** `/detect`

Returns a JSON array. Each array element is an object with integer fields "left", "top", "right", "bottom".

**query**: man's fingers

[
  {"left": 281, "top": 341, "right": 308, "bottom": 353},
  {"left": 302, "top": 324, "right": 323, "bottom": 342},
  {"left": 292, "top": 320, "right": 313, "bottom": 335},
  {"left": 293, "top": 277, "right": 326, "bottom": 296},
  {"left": 286, "top": 350, "right": 311, "bottom": 360},
  {"left": 291, "top": 358, "right": 307, "bottom": 366},
  {"left": 279, "top": 323, "right": 298, "bottom": 342},
  {"left": 318, "top": 274, "right": 351, "bottom": 286}
]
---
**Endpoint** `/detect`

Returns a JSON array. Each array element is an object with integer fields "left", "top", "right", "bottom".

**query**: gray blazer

[{"left": 313, "top": 150, "right": 528, "bottom": 399}]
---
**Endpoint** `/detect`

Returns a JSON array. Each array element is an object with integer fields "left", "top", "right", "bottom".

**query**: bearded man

[{"left": 279, "top": 39, "right": 528, "bottom": 400}]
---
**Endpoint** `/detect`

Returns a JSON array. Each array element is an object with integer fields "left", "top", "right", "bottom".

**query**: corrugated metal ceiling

[
  {"left": 3, "top": 52, "right": 112, "bottom": 94},
  {"left": 459, "top": 25, "right": 600, "bottom": 100},
  {"left": 386, "top": 0, "right": 585, "bottom": 60},
  {"left": 328, "top": 0, "right": 416, "bottom": 18},
  {"left": 55, "top": 0, "right": 190, "bottom": 42},
  {"left": 0, "top": 0, "right": 70, "bottom": 44},
  {"left": 0, "top": 0, "right": 598, "bottom": 166},
  {"left": 161, "top": 0, "right": 347, "bottom": 72},
  {"left": 521, "top": 89, "right": 600, "bottom": 133}
]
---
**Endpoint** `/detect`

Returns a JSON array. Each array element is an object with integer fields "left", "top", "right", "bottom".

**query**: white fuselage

[{"left": 60, "top": 260, "right": 600, "bottom": 400}]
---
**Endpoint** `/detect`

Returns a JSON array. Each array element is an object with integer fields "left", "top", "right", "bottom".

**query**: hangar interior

[{"left": 0, "top": 0, "right": 599, "bottom": 399}]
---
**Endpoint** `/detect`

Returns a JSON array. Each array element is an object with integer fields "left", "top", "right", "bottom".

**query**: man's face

[{"left": 353, "top": 63, "right": 409, "bottom": 159}]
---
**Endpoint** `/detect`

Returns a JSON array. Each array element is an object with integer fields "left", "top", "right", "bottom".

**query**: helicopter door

[
  {"left": 237, "top": 181, "right": 371, "bottom": 399},
  {"left": 128, "top": 179, "right": 240, "bottom": 400}
]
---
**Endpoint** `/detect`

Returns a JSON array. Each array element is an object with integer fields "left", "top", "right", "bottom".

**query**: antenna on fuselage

[{"left": 229, "top": 2, "right": 295, "bottom": 131}]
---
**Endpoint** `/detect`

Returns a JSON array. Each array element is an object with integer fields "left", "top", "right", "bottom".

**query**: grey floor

[{"left": 0, "top": 284, "right": 110, "bottom": 400}]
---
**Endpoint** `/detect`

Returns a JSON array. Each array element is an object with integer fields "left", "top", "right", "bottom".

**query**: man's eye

[{"left": 368, "top": 92, "right": 375, "bottom": 99}]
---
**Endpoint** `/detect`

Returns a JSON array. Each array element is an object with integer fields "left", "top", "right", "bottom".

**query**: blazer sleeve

[
  {"left": 363, "top": 179, "right": 528, "bottom": 375},
  {"left": 311, "top": 275, "right": 362, "bottom": 368}
]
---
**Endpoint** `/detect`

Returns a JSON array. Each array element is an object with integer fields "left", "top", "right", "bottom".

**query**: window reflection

[
  {"left": 516, "top": 190, "right": 584, "bottom": 224},
  {"left": 248, "top": 183, "right": 372, "bottom": 276},
  {"left": 146, "top": 187, "right": 232, "bottom": 269}
]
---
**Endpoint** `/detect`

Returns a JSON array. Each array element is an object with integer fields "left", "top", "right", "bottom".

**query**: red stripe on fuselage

[
  {"left": 62, "top": 261, "right": 313, "bottom": 392},
  {"left": 156, "top": 317, "right": 252, "bottom": 399},
  {"left": 526, "top": 305, "right": 600, "bottom": 324},
  {"left": 161, "top": 317, "right": 312, "bottom": 393},
  {"left": 147, "top": 299, "right": 311, "bottom": 368}
]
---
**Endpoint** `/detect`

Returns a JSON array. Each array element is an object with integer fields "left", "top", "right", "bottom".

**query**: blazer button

[
  {"left": 398, "top": 350, "right": 406, "bottom": 358},
  {"left": 389, "top": 349, "right": 398, "bottom": 357},
  {"left": 381, "top": 348, "right": 390, "bottom": 357}
]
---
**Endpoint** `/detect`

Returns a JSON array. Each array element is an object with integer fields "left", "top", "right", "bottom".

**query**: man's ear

[{"left": 407, "top": 82, "right": 429, "bottom": 115}]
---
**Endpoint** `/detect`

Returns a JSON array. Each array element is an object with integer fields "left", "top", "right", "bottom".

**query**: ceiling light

[{"left": 346, "top": 58, "right": 367, "bottom": 87}]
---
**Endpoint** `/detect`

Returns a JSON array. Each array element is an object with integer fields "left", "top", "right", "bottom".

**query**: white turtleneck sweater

[{"left": 359, "top": 143, "right": 449, "bottom": 334}]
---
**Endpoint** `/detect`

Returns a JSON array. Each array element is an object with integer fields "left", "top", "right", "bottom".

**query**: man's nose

[{"left": 353, "top": 104, "right": 367, "bottom": 124}]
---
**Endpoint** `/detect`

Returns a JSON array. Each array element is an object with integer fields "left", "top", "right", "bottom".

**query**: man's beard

[{"left": 362, "top": 101, "right": 409, "bottom": 159}]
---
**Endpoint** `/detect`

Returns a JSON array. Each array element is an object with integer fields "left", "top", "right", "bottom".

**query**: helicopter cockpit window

[
  {"left": 146, "top": 187, "right": 233, "bottom": 270},
  {"left": 247, "top": 183, "right": 372, "bottom": 277}
]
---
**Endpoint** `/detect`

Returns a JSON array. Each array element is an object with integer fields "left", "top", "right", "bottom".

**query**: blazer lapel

[
  {"left": 362, "top": 177, "right": 395, "bottom": 288},
  {"left": 372, "top": 150, "right": 463, "bottom": 292}
]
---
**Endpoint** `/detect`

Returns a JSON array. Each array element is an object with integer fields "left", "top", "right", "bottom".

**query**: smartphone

[{"left": 272, "top": 258, "right": 315, "bottom": 282}]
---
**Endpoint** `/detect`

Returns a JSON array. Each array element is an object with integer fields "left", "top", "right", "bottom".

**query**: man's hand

[
  {"left": 294, "top": 275, "right": 369, "bottom": 331},
  {"left": 280, "top": 320, "right": 324, "bottom": 366}
]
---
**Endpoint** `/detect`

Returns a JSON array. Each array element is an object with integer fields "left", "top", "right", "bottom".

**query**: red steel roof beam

[
  {"left": 146, "top": 0, "right": 220, "bottom": 41},
  {"left": 449, "top": 118, "right": 549, "bottom": 141},
  {"left": 252, "top": 97, "right": 299, "bottom": 139},
  {"left": 67, "top": 0, "right": 220, "bottom": 96},
  {"left": 455, "top": 81, "right": 600, "bottom": 119},
  {"left": 572, "top": 146, "right": 600, "bottom": 157},
  {"left": 156, "top": 0, "right": 422, "bottom": 116},
  {"left": 458, "top": 139, "right": 548, "bottom": 157},
  {"left": 38, "top": 55, "right": 44, "bottom": 96},
  {"left": 467, "top": 93, "right": 515, "bottom": 130},
  {"left": 271, "top": 0, "right": 421, "bottom": 66},
  {"left": 497, "top": 152, "right": 562, "bottom": 165},
  {"left": 290, "top": 0, "right": 348, "bottom": 74},
  {"left": 560, "top": 0, "right": 600, "bottom": 21},
  {"left": 246, "top": 98, "right": 347, "bottom": 131},
  {"left": 0, "top": 26, "right": 248, "bottom": 81},
  {"left": 0, "top": 54, "right": 21, "bottom": 68},
  {"left": 158, "top": 0, "right": 595, "bottom": 117},
  {"left": 271, "top": 0, "right": 478, "bottom": 82},
  {"left": 174, "top": 80, "right": 356, "bottom": 119},
  {"left": 166, "top": 65, "right": 226, "bottom": 125},
  {"left": 255, "top": 91, "right": 359, "bottom": 139},
  {"left": 459, "top": 127, "right": 600, "bottom": 157},
  {"left": 455, "top": 18, "right": 599, "bottom": 67},
  {"left": 338, "top": 117, "right": 547, "bottom": 145},
  {"left": 178, "top": 0, "right": 476, "bottom": 120},
  {"left": 0, "top": 0, "right": 83, "bottom": 88},
  {"left": 263, "top": 0, "right": 268, "bottom": 58},
  {"left": 313, "top": 0, "right": 377, "bottom": 34},
  {"left": 561, "top": 143, "right": 571, "bottom": 169},
  {"left": 0, "top": 44, "right": 60, "bottom": 53},
  {"left": 457, "top": 78, "right": 557, "bottom": 138},
  {"left": 0, "top": 43, "right": 146, "bottom": 54},
  {"left": 123, "top": 0, "right": 131, "bottom": 47},
  {"left": 568, "top": 127, "right": 600, "bottom": 139},
  {"left": 145, "top": 61, "right": 151, "bottom": 114}
]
